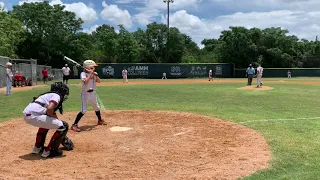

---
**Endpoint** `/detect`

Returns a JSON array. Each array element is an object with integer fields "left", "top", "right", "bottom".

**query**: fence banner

[{"left": 70, "top": 63, "right": 234, "bottom": 79}]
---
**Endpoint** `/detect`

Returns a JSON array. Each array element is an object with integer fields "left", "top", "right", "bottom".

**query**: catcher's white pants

[
  {"left": 81, "top": 91, "right": 100, "bottom": 113},
  {"left": 24, "top": 114, "right": 63, "bottom": 129},
  {"left": 257, "top": 74, "right": 262, "bottom": 87}
]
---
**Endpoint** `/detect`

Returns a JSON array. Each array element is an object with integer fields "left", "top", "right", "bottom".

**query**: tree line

[{"left": 1, "top": 2, "right": 320, "bottom": 68}]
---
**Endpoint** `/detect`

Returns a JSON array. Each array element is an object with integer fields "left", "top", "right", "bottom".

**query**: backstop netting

[{"left": 0, "top": 56, "right": 10, "bottom": 88}]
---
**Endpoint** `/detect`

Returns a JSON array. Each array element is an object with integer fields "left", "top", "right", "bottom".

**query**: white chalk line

[
  {"left": 239, "top": 117, "right": 320, "bottom": 124},
  {"left": 96, "top": 93, "right": 106, "bottom": 110}
]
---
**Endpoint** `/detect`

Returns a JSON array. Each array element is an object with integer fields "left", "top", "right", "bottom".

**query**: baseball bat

[
  {"left": 63, "top": 56, "right": 97, "bottom": 75},
  {"left": 63, "top": 56, "right": 105, "bottom": 110}
]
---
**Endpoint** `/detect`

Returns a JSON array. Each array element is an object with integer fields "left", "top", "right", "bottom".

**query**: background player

[
  {"left": 288, "top": 70, "right": 291, "bottom": 78},
  {"left": 71, "top": 60, "right": 106, "bottom": 132},
  {"left": 162, "top": 72, "right": 167, "bottom": 79},
  {"left": 209, "top": 69, "right": 213, "bottom": 81},
  {"left": 256, "top": 64, "right": 263, "bottom": 87},
  {"left": 62, "top": 64, "right": 70, "bottom": 84},
  {"left": 122, "top": 67, "right": 128, "bottom": 83},
  {"left": 23, "top": 82, "right": 70, "bottom": 158}
]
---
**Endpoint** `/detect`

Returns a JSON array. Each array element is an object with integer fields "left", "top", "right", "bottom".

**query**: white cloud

[
  {"left": 133, "top": 0, "right": 201, "bottom": 26},
  {"left": 18, "top": 0, "right": 98, "bottom": 24},
  {"left": 0, "top": 1, "right": 7, "bottom": 11},
  {"left": 100, "top": 1, "right": 133, "bottom": 28},
  {"left": 82, "top": 24, "right": 99, "bottom": 34},
  {"left": 18, "top": 0, "right": 44, "bottom": 5},
  {"left": 166, "top": 10, "right": 320, "bottom": 46}
]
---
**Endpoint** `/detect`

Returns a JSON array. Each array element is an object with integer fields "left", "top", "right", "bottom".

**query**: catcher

[{"left": 23, "top": 82, "right": 73, "bottom": 158}]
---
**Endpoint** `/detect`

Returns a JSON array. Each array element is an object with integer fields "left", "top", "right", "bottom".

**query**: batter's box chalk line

[
  {"left": 96, "top": 93, "right": 106, "bottom": 110},
  {"left": 239, "top": 117, "right": 320, "bottom": 124}
]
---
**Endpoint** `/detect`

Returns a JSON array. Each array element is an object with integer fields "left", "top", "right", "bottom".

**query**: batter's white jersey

[
  {"left": 81, "top": 72, "right": 97, "bottom": 92},
  {"left": 23, "top": 93, "right": 64, "bottom": 129},
  {"left": 80, "top": 72, "right": 100, "bottom": 113}
]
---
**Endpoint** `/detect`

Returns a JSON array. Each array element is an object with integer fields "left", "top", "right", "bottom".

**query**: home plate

[{"left": 110, "top": 126, "right": 133, "bottom": 132}]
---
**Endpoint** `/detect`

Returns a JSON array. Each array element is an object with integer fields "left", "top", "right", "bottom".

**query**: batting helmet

[{"left": 83, "top": 60, "right": 98, "bottom": 69}]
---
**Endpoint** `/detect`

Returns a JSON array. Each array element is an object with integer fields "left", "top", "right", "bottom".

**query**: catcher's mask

[{"left": 51, "top": 82, "right": 69, "bottom": 101}]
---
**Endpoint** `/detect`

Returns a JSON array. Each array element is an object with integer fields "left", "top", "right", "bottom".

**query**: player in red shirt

[{"left": 42, "top": 67, "right": 49, "bottom": 84}]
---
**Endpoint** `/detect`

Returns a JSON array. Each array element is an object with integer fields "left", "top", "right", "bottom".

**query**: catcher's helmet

[{"left": 51, "top": 82, "right": 69, "bottom": 101}]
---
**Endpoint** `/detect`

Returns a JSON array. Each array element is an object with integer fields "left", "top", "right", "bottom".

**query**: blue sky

[{"left": 1, "top": 0, "right": 320, "bottom": 47}]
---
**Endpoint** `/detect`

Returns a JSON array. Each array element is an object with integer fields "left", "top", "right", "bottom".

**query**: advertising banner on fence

[{"left": 70, "top": 63, "right": 234, "bottom": 79}]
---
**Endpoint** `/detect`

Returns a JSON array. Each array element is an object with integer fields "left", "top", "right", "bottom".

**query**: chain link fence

[
  {"left": 0, "top": 56, "right": 63, "bottom": 88},
  {"left": 0, "top": 56, "right": 10, "bottom": 88}
]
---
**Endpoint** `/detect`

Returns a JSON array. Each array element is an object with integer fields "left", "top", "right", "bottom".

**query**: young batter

[
  {"left": 23, "top": 82, "right": 71, "bottom": 158},
  {"left": 71, "top": 60, "right": 106, "bottom": 132}
]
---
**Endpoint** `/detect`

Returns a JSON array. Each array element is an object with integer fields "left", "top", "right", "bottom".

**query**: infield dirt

[{"left": 0, "top": 110, "right": 270, "bottom": 180}]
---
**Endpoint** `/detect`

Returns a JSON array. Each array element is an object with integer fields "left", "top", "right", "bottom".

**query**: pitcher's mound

[
  {"left": 238, "top": 85, "right": 273, "bottom": 91},
  {"left": 0, "top": 110, "right": 270, "bottom": 180}
]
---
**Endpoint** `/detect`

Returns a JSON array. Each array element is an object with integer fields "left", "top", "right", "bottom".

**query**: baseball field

[{"left": 0, "top": 78, "right": 320, "bottom": 179}]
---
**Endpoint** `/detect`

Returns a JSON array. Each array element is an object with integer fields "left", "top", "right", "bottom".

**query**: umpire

[{"left": 246, "top": 64, "right": 255, "bottom": 86}]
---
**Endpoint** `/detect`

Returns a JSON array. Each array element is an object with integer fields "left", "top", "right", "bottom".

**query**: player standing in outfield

[
  {"left": 287, "top": 70, "right": 291, "bottom": 78},
  {"left": 209, "top": 69, "right": 213, "bottom": 81},
  {"left": 23, "top": 82, "right": 72, "bottom": 158},
  {"left": 256, "top": 64, "right": 263, "bottom": 88},
  {"left": 6, "top": 62, "right": 13, "bottom": 96},
  {"left": 122, "top": 67, "right": 128, "bottom": 83},
  {"left": 162, "top": 72, "right": 167, "bottom": 79},
  {"left": 71, "top": 60, "right": 106, "bottom": 132},
  {"left": 61, "top": 64, "right": 70, "bottom": 84}
]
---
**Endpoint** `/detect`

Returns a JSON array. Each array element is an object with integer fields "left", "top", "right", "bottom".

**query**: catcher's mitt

[{"left": 61, "top": 136, "right": 74, "bottom": 150}]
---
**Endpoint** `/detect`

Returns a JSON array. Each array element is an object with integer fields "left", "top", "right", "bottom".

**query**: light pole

[
  {"left": 163, "top": 0, "right": 173, "bottom": 62},
  {"left": 163, "top": 0, "right": 174, "bottom": 29}
]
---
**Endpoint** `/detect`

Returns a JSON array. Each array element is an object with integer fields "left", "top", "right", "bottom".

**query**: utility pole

[
  {"left": 163, "top": 0, "right": 173, "bottom": 62},
  {"left": 316, "top": 36, "right": 318, "bottom": 42}
]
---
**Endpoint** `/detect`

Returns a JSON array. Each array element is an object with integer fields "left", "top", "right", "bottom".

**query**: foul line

[{"left": 239, "top": 117, "right": 320, "bottom": 124}]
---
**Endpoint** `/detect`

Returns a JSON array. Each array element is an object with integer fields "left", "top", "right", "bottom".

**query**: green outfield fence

[
  {"left": 235, "top": 68, "right": 320, "bottom": 78},
  {"left": 70, "top": 63, "right": 236, "bottom": 79}
]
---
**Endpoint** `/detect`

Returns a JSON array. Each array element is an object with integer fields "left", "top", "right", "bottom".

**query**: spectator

[
  {"left": 62, "top": 64, "right": 70, "bottom": 84},
  {"left": 42, "top": 67, "right": 48, "bottom": 84},
  {"left": 5, "top": 62, "right": 13, "bottom": 96}
]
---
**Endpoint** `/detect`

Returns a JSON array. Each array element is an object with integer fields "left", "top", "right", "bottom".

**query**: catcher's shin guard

[
  {"left": 35, "top": 128, "right": 49, "bottom": 148},
  {"left": 45, "top": 121, "right": 69, "bottom": 151}
]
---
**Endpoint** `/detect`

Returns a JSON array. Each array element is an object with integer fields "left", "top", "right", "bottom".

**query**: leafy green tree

[
  {"left": 0, "top": 11, "right": 25, "bottom": 57},
  {"left": 116, "top": 25, "right": 139, "bottom": 63},
  {"left": 11, "top": 2, "right": 83, "bottom": 65},
  {"left": 92, "top": 24, "right": 118, "bottom": 63}
]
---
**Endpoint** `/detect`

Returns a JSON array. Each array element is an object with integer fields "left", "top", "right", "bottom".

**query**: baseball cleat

[
  {"left": 32, "top": 146, "right": 41, "bottom": 154},
  {"left": 97, "top": 119, "right": 107, "bottom": 125},
  {"left": 71, "top": 124, "right": 81, "bottom": 132},
  {"left": 41, "top": 149, "right": 63, "bottom": 158},
  {"left": 41, "top": 149, "right": 51, "bottom": 158}
]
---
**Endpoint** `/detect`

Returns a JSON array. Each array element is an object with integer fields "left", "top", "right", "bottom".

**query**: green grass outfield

[{"left": 1, "top": 77, "right": 320, "bottom": 179}]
